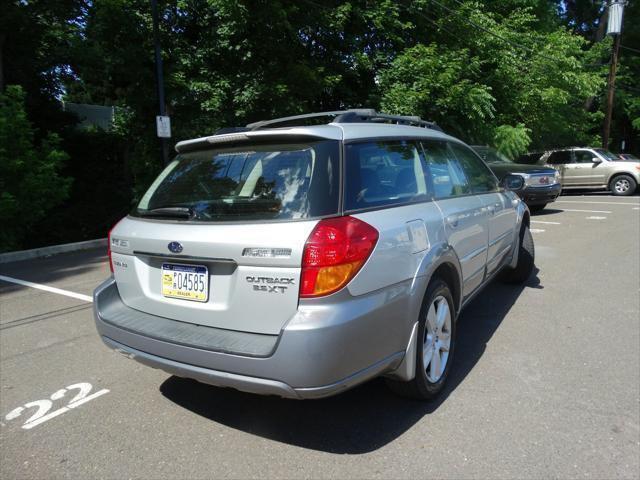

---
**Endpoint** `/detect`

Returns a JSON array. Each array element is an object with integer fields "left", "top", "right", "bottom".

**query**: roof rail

[{"left": 244, "top": 109, "right": 442, "bottom": 132}]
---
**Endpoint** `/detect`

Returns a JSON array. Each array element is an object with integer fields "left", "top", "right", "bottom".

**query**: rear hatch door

[{"left": 110, "top": 133, "right": 341, "bottom": 335}]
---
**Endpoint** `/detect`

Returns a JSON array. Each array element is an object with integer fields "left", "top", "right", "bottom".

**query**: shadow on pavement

[
  {"left": 0, "top": 248, "right": 107, "bottom": 288},
  {"left": 560, "top": 190, "right": 639, "bottom": 197},
  {"left": 161, "top": 269, "right": 542, "bottom": 454},
  {"left": 531, "top": 208, "right": 563, "bottom": 216}
]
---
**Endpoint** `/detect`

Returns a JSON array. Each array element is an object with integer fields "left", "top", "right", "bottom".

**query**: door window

[
  {"left": 547, "top": 150, "right": 571, "bottom": 165},
  {"left": 421, "top": 140, "right": 471, "bottom": 198},
  {"left": 448, "top": 142, "right": 499, "bottom": 193},
  {"left": 574, "top": 150, "right": 595, "bottom": 163},
  {"left": 344, "top": 140, "right": 430, "bottom": 210}
]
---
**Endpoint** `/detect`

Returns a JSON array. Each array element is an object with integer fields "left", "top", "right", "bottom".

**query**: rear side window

[
  {"left": 448, "top": 142, "right": 498, "bottom": 193},
  {"left": 134, "top": 140, "right": 340, "bottom": 221},
  {"left": 344, "top": 141, "right": 429, "bottom": 210},
  {"left": 547, "top": 151, "right": 571, "bottom": 165},
  {"left": 421, "top": 140, "right": 471, "bottom": 198}
]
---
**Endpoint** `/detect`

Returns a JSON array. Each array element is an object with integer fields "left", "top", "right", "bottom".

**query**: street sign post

[{"left": 156, "top": 115, "right": 171, "bottom": 138}]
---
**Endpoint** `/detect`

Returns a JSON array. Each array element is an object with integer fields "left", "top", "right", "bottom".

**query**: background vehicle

[
  {"left": 538, "top": 147, "right": 640, "bottom": 196},
  {"left": 516, "top": 152, "right": 545, "bottom": 165},
  {"left": 472, "top": 146, "right": 561, "bottom": 212},
  {"left": 94, "top": 109, "right": 533, "bottom": 401}
]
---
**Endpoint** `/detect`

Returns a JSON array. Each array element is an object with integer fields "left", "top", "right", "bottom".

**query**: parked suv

[
  {"left": 94, "top": 109, "right": 534, "bottom": 400},
  {"left": 471, "top": 146, "right": 561, "bottom": 212},
  {"left": 537, "top": 147, "right": 640, "bottom": 196}
]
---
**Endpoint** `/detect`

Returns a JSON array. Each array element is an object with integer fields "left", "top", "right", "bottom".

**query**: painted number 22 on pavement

[{"left": 4, "top": 382, "right": 109, "bottom": 430}]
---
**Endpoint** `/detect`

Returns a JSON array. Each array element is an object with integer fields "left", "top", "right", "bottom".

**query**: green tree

[
  {"left": 0, "top": 86, "right": 71, "bottom": 252},
  {"left": 379, "top": 1, "right": 607, "bottom": 152}
]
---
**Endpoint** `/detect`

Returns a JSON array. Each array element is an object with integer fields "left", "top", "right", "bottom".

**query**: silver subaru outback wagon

[{"left": 94, "top": 109, "right": 534, "bottom": 400}]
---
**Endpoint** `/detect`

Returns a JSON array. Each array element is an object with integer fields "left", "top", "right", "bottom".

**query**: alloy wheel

[
  {"left": 614, "top": 178, "right": 630, "bottom": 193},
  {"left": 423, "top": 295, "right": 452, "bottom": 382}
]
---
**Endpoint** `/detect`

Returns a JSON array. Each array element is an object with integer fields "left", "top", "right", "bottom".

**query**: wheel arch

[
  {"left": 608, "top": 172, "right": 637, "bottom": 188},
  {"left": 430, "top": 261, "right": 462, "bottom": 316}
]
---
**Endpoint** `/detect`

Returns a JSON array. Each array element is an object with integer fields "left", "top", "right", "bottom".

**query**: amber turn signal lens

[{"left": 312, "top": 261, "right": 362, "bottom": 296}]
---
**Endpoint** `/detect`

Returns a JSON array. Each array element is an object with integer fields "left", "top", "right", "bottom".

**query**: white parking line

[
  {"left": 563, "top": 195, "right": 637, "bottom": 199},
  {"left": 0, "top": 275, "right": 92, "bottom": 303},
  {"left": 560, "top": 208, "right": 612, "bottom": 214},
  {"left": 531, "top": 220, "right": 561, "bottom": 225},
  {"left": 555, "top": 200, "right": 640, "bottom": 206},
  {"left": 585, "top": 216, "right": 607, "bottom": 220},
  {"left": 530, "top": 229, "right": 545, "bottom": 233}
]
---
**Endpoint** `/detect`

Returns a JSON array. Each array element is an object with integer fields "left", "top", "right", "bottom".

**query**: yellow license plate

[{"left": 161, "top": 263, "right": 208, "bottom": 302}]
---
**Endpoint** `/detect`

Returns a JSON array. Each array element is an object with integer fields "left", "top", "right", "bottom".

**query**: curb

[{"left": 0, "top": 238, "right": 107, "bottom": 264}]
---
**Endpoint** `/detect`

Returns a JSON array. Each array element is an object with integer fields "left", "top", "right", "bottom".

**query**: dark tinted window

[
  {"left": 421, "top": 140, "right": 471, "bottom": 198},
  {"left": 134, "top": 141, "right": 339, "bottom": 221},
  {"left": 344, "top": 141, "right": 429, "bottom": 210},
  {"left": 517, "top": 153, "right": 543, "bottom": 165},
  {"left": 547, "top": 151, "right": 571, "bottom": 165},
  {"left": 449, "top": 143, "right": 499, "bottom": 193}
]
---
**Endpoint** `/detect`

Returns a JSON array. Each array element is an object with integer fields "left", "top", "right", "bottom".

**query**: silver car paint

[
  {"left": 541, "top": 148, "right": 640, "bottom": 189},
  {"left": 95, "top": 122, "right": 529, "bottom": 398},
  {"left": 110, "top": 217, "right": 317, "bottom": 335}
]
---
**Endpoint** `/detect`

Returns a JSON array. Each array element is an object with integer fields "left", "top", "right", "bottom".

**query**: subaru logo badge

[{"left": 168, "top": 241, "right": 183, "bottom": 254}]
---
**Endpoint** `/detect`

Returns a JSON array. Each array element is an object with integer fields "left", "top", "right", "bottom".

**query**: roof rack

[{"left": 244, "top": 109, "right": 443, "bottom": 132}]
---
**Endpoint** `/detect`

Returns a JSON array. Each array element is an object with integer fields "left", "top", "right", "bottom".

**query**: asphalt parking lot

[{"left": 1, "top": 193, "right": 639, "bottom": 479}]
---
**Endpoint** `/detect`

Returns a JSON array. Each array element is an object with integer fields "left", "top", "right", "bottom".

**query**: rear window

[
  {"left": 517, "top": 153, "right": 543, "bottom": 165},
  {"left": 134, "top": 140, "right": 340, "bottom": 221}
]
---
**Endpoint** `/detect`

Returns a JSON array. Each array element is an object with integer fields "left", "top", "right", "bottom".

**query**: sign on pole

[
  {"left": 156, "top": 115, "right": 171, "bottom": 138},
  {"left": 607, "top": 1, "right": 625, "bottom": 35}
]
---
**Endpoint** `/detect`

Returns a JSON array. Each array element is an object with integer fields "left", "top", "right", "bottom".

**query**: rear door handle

[{"left": 446, "top": 215, "right": 459, "bottom": 228}]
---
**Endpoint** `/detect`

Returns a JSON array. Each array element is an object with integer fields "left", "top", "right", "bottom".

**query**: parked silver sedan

[{"left": 94, "top": 109, "right": 534, "bottom": 400}]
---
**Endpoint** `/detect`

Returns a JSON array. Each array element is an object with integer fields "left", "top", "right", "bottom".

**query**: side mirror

[
  {"left": 592, "top": 157, "right": 603, "bottom": 164},
  {"left": 501, "top": 173, "right": 525, "bottom": 191}
]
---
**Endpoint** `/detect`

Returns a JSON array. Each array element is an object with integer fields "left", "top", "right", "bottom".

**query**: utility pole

[
  {"left": 602, "top": 1, "right": 626, "bottom": 150},
  {"left": 151, "top": 0, "right": 170, "bottom": 165}
]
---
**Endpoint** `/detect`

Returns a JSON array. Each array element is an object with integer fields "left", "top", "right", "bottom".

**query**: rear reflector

[
  {"left": 300, "top": 216, "right": 378, "bottom": 297},
  {"left": 107, "top": 219, "right": 123, "bottom": 273}
]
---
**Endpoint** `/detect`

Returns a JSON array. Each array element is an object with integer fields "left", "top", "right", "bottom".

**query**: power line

[{"left": 620, "top": 44, "right": 640, "bottom": 54}]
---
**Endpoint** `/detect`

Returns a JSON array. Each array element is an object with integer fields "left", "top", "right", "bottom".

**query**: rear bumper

[
  {"left": 93, "top": 278, "right": 411, "bottom": 399},
  {"left": 518, "top": 183, "right": 562, "bottom": 206}
]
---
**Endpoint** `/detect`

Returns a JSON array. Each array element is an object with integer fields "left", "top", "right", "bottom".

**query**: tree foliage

[
  {"left": 0, "top": 86, "right": 71, "bottom": 252},
  {"left": 1, "top": 0, "right": 638, "bottom": 249}
]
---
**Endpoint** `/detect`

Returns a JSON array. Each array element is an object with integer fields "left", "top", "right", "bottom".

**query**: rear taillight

[{"left": 300, "top": 216, "right": 378, "bottom": 298}]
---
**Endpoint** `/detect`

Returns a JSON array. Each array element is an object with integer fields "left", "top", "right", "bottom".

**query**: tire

[
  {"left": 609, "top": 175, "right": 637, "bottom": 196},
  {"left": 502, "top": 224, "right": 535, "bottom": 284},
  {"left": 529, "top": 204, "right": 547, "bottom": 213},
  {"left": 386, "top": 278, "right": 457, "bottom": 400}
]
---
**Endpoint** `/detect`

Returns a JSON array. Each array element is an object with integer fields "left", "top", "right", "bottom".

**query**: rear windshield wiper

[{"left": 137, "top": 207, "right": 193, "bottom": 219}]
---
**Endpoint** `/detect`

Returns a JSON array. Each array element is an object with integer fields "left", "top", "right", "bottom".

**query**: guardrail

[{"left": 0, "top": 239, "right": 107, "bottom": 264}]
